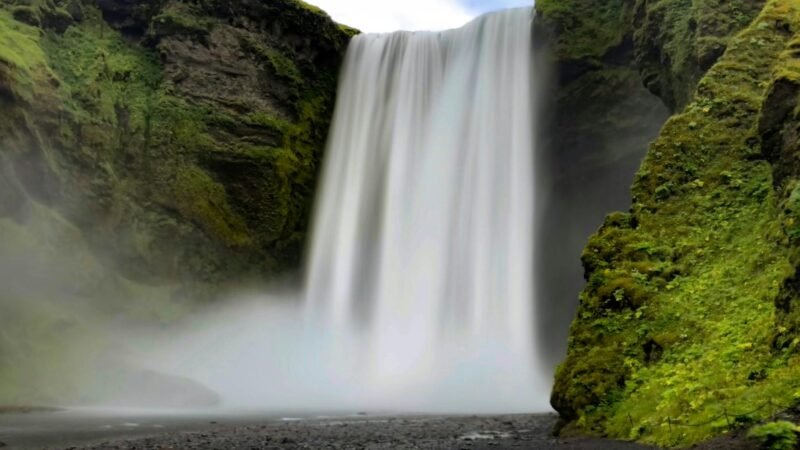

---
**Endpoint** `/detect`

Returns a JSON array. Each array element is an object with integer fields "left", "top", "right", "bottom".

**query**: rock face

[
  {"left": 632, "top": 0, "right": 765, "bottom": 111},
  {"left": 0, "top": 0, "right": 352, "bottom": 294},
  {"left": 546, "top": 0, "right": 800, "bottom": 447},
  {"left": 533, "top": 11, "right": 669, "bottom": 367},
  {"left": 0, "top": 0, "right": 351, "bottom": 404},
  {"left": 535, "top": 0, "right": 766, "bottom": 369}
]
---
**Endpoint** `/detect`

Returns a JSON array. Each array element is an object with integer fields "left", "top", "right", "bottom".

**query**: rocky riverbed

[{"left": 9, "top": 413, "right": 655, "bottom": 450}]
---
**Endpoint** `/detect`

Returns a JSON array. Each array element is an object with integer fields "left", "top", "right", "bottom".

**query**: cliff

[
  {"left": 0, "top": 0, "right": 353, "bottom": 293},
  {"left": 0, "top": 0, "right": 351, "bottom": 404},
  {"left": 544, "top": 0, "right": 800, "bottom": 447},
  {"left": 534, "top": 0, "right": 670, "bottom": 366}
]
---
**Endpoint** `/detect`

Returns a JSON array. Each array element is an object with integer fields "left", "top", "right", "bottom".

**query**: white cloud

[{"left": 307, "top": 0, "right": 476, "bottom": 33}]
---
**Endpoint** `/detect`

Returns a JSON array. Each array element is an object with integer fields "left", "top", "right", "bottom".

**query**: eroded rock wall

[
  {"left": 0, "top": 0, "right": 353, "bottom": 294},
  {"left": 0, "top": 0, "right": 352, "bottom": 404},
  {"left": 534, "top": 1, "right": 670, "bottom": 368},
  {"left": 546, "top": 0, "right": 800, "bottom": 446}
]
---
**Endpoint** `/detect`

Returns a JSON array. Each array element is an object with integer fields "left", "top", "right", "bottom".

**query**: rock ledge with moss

[{"left": 543, "top": 0, "right": 800, "bottom": 447}]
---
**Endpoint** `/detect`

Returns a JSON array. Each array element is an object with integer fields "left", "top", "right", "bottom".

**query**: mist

[{"left": 121, "top": 294, "right": 547, "bottom": 414}]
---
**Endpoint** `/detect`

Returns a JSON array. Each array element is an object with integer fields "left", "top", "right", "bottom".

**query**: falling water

[
  {"left": 304, "top": 7, "right": 549, "bottom": 412},
  {"left": 139, "top": 7, "right": 549, "bottom": 414}
]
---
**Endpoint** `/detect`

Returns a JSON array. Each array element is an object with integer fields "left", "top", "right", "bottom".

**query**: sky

[{"left": 307, "top": 0, "right": 533, "bottom": 33}]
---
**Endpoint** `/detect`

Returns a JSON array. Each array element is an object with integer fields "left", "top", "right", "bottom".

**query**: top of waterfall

[
  {"left": 304, "top": 0, "right": 533, "bottom": 33},
  {"left": 341, "top": 7, "right": 534, "bottom": 46}
]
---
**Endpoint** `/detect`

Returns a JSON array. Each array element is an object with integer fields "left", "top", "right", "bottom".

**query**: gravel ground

[{"left": 46, "top": 414, "right": 656, "bottom": 450}]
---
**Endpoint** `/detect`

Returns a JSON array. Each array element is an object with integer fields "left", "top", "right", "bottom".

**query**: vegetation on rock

[
  {"left": 550, "top": 0, "right": 800, "bottom": 447},
  {"left": 534, "top": 0, "right": 670, "bottom": 365},
  {"left": 537, "top": 0, "right": 765, "bottom": 112},
  {"left": 0, "top": 0, "right": 353, "bottom": 404},
  {"left": 747, "top": 421, "right": 800, "bottom": 450},
  {"left": 0, "top": 0, "right": 352, "bottom": 291}
]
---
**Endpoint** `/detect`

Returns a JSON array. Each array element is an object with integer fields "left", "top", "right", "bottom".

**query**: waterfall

[
  {"left": 305, "top": 7, "right": 549, "bottom": 412},
  {"left": 145, "top": 6, "right": 549, "bottom": 414}
]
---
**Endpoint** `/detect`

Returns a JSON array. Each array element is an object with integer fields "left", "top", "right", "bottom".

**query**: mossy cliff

[
  {"left": 0, "top": 0, "right": 352, "bottom": 293},
  {"left": 0, "top": 0, "right": 351, "bottom": 404},
  {"left": 544, "top": 0, "right": 800, "bottom": 447},
  {"left": 538, "top": 0, "right": 764, "bottom": 113},
  {"left": 534, "top": 4, "right": 670, "bottom": 363}
]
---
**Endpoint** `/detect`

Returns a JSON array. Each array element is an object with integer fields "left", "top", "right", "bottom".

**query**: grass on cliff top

[
  {"left": 292, "top": 0, "right": 325, "bottom": 15},
  {"left": 555, "top": 0, "right": 800, "bottom": 447}
]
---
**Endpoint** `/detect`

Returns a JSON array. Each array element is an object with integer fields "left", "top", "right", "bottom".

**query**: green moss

[
  {"left": 37, "top": 1, "right": 344, "bottom": 269},
  {"left": 292, "top": 0, "right": 325, "bottom": 15},
  {"left": 3, "top": 0, "right": 75, "bottom": 32},
  {"left": 265, "top": 48, "right": 303, "bottom": 85},
  {"left": 553, "top": 0, "right": 800, "bottom": 447},
  {"left": 41, "top": 7, "right": 161, "bottom": 128},
  {"left": 274, "top": 88, "right": 333, "bottom": 247},
  {"left": 1, "top": 0, "right": 347, "bottom": 262},
  {"left": 247, "top": 110, "right": 292, "bottom": 132},
  {"left": 338, "top": 23, "right": 359, "bottom": 37},
  {"left": 633, "top": 0, "right": 765, "bottom": 110},
  {"left": 748, "top": 421, "right": 800, "bottom": 450},
  {"left": 40, "top": 10, "right": 258, "bottom": 249},
  {"left": 0, "top": 9, "right": 52, "bottom": 100},
  {"left": 537, "top": 0, "right": 632, "bottom": 60},
  {"left": 150, "top": 3, "right": 213, "bottom": 41},
  {"left": 537, "top": 0, "right": 764, "bottom": 111},
  {"left": 172, "top": 165, "right": 252, "bottom": 248},
  {"left": 151, "top": 94, "right": 219, "bottom": 153},
  {"left": 239, "top": 35, "right": 303, "bottom": 86}
]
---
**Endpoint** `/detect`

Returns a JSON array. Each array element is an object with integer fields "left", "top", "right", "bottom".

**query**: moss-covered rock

[
  {"left": 632, "top": 0, "right": 765, "bottom": 111},
  {"left": 747, "top": 421, "right": 800, "bottom": 450},
  {"left": 537, "top": 0, "right": 764, "bottom": 113},
  {"left": 0, "top": 0, "right": 352, "bottom": 293},
  {"left": 534, "top": 2, "right": 670, "bottom": 364},
  {"left": 0, "top": 0, "right": 353, "bottom": 404},
  {"left": 551, "top": 0, "right": 800, "bottom": 447}
]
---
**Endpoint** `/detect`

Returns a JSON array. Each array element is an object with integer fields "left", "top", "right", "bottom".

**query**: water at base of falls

[
  {"left": 303, "top": 6, "right": 549, "bottom": 412},
  {"left": 145, "top": 7, "right": 551, "bottom": 414}
]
